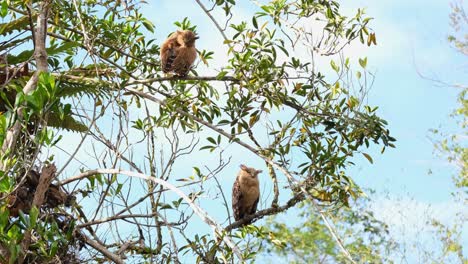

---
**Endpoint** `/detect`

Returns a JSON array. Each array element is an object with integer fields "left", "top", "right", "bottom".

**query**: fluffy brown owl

[
  {"left": 160, "top": 30, "right": 198, "bottom": 77},
  {"left": 232, "top": 164, "right": 262, "bottom": 222}
]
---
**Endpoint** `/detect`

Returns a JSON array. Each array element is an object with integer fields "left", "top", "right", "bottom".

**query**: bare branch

[
  {"left": 81, "top": 234, "right": 125, "bottom": 264},
  {"left": 76, "top": 212, "right": 184, "bottom": 228},
  {"left": 60, "top": 169, "right": 244, "bottom": 261}
]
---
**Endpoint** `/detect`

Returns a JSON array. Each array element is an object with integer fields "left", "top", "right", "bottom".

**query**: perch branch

[
  {"left": 127, "top": 75, "right": 238, "bottom": 85},
  {"left": 225, "top": 193, "right": 305, "bottom": 231}
]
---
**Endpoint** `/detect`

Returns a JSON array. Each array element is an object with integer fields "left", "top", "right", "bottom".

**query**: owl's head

[
  {"left": 176, "top": 30, "right": 199, "bottom": 47},
  {"left": 240, "top": 164, "right": 262, "bottom": 178}
]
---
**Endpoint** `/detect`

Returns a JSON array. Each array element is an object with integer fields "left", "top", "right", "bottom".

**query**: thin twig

[
  {"left": 195, "top": 0, "right": 230, "bottom": 43},
  {"left": 76, "top": 213, "right": 183, "bottom": 228}
]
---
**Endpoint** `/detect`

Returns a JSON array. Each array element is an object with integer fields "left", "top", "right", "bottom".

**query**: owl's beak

[{"left": 194, "top": 35, "right": 200, "bottom": 40}]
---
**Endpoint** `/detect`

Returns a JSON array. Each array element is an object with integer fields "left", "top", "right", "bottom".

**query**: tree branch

[
  {"left": 225, "top": 193, "right": 305, "bottom": 232},
  {"left": 60, "top": 168, "right": 244, "bottom": 262},
  {"left": 0, "top": 0, "right": 50, "bottom": 170},
  {"left": 195, "top": 0, "right": 230, "bottom": 43},
  {"left": 76, "top": 212, "right": 184, "bottom": 229},
  {"left": 127, "top": 75, "right": 238, "bottom": 85},
  {"left": 81, "top": 234, "right": 125, "bottom": 264}
]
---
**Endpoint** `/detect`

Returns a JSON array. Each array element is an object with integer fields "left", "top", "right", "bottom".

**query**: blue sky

[
  {"left": 46, "top": 0, "right": 466, "bottom": 262},
  {"left": 342, "top": 0, "right": 465, "bottom": 198}
]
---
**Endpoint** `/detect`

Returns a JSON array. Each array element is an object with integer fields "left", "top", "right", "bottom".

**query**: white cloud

[
  {"left": 367, "top": 193, "right": 468, "bottom": 262},
  {"left": 370, "top": 195, "right": 466, "bottom": 230}
]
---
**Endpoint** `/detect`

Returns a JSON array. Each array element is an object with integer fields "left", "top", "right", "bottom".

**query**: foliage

[
  {"left": 432, "top": 1, "right": 467, "bottom": 188},
  {"left": 260, "top": 197, "right": 396, "bottom": 264},
  {"left": 431, "top": 87, "right": 467, "bottom": 188},
  {"left": 260, "top": 3, "right": 467, "bottom": 264},
  {"left": 422, "top": 4, "right": 467, "bottom": 262},
  {"left": 448, "top": 1, "right": 468, "bottom": 55},
  {"left": 426, "top": 219, "right": 466, "bottom": 264},
  {"left": 0, "top": 0, "right": 394, "bottom": 262}
]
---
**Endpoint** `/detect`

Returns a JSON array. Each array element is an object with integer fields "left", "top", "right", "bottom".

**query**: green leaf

[
  {"left": 49, "top": 241, "right": 59, "bottom": 257},
  {"left": 217, "top": 71, "right": 228, "bottom": 80},
  {"left": 0, "top": 171, "right": 11, "bottom": 192},
  {"left": 142, "top": 19, "right": 155, "bottom": 33},
  {"left": 358, "top": 57, "right": 367, "bottom": 68},
  {"left": 8, "top": 42, "right": 80, "bottom": 64},
  {"left": 356, "top": 71, "right": 362, "bottom": 79},
  {"left": 0, "top": 206, "right": 8, "bottom": 228},
  {"left": 29, "top": 206, "right": 39, "bottom": 228},
  {"left": 47, "top": 112, "right": 88, "bottom": 132},
  {"left": 330, "top": 60, "right": 339, "bottom": 72},
  {"left": 207, "top": 137, "right": 217, "bottom": 145},
  {"left": 362, "top": 153, "right": 373, "bottom": 164},
  {"left": 160, "top": 203, "right": 173, "bottom": 210},
  {"left": 0, "top": 114, "right": 6, "bottom": 148},
  {"left": 447, "top": 242, "right": 460, "bottom": 252},
  {"left": 199, "top": 145, "right": 213, "bottom": 151},
  {"left": 0, "top": 1, "right": 8, "bottom": 18},
  {"left": 0, "top": 16, "right": 32, "bottom": 36},
  {"left": 115, "top": 183, "right": 123, "bottom": 194},
  {"left": 277, "top": 44, "right": 289, "bottom": 56}
]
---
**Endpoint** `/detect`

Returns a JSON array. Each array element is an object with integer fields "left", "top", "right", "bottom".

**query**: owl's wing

[
  {"left": 232, "top": 177, "right": 243, "bottom": 221},
  {"left": 172, "top": 46, "right": 197, "bottom": 77},
  {"left": 160, "top": 33, "right": 180, "bottom": 73},
  {"left": 249, "top": 196, "right": 259, "bottom": 215},
  {"left": 161, "top": 46, "right": 176, "bottom": 73}
]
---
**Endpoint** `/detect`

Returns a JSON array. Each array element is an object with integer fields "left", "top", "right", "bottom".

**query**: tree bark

[{"left": 0, "top": 0, "right": 50, "bottom": 170}]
